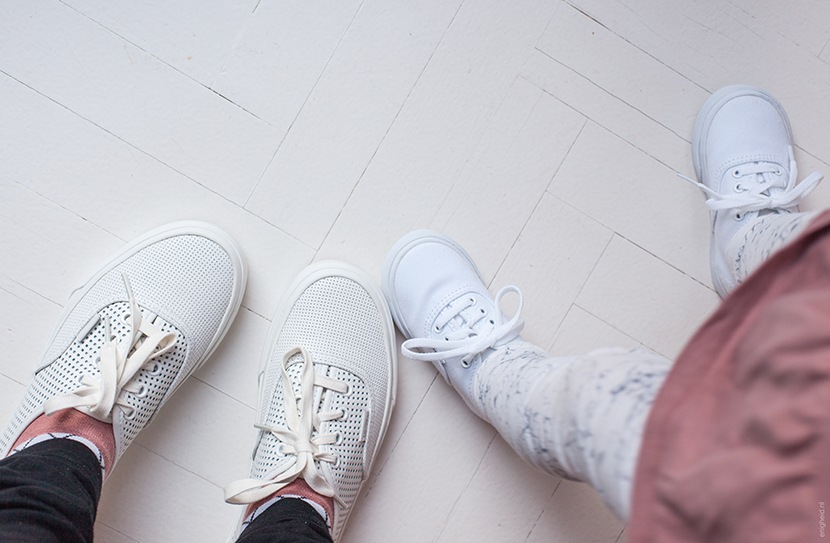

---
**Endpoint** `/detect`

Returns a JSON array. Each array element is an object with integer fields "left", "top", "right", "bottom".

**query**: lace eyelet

[
  {"left": 135, "top": 384, "right": 148, "bottom": 398},
  {"left": 122, "top": 406, "right": 136, "bottom": 420},
  {"left": 460, "top": 357, "right": 471, "bottom": 368},
  {"left": 469, "top": 296, "right": 475, "bottom": 304},
  {"left": 479, "top": 308, "right": 486, "bottom": 314},
  {"left": 774, "top": 169, "right": 782, "bottom": 175},
  {"left": 733, "top": 182, "right": 745, "bottom": 193},
  {"left": 734, "top": 211, "right": 744, "bottom": 221},
  {"left": 334, "top": 432, "right": 343, "bottom": 445},
  {"left": 333, "top": 455, "right": 341, "bottom": 468},
  {"left": 732, "top": 169, "right": 741, "bottom": 177},
  {"left": 148, "top": 363, "right": 162, "bottom": 376},
  {"left": 489, "top": 319, "right": 495, "bottom": 325},
  {"left": 434, "top": 325, "right": 441, "bottom": 332},
  {"left": 339, "top": 409, "right": 348, "bottom": 421},
  {"left": 444, "top": 337, "right": 449, "bottom": 341}
]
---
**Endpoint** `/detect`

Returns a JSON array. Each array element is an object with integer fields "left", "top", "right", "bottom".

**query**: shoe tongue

[
  {"left": 740, "top": 163, "right": 785, "bottom": 191},
  {"left": 435, "top": 293, "right": 493, "bottom": 339},
  {"left": 456, "top": 313, "right": 488, "bottom": 337},
  {"left": 458, "top": 306, "right": 496, "bottom": 340}
]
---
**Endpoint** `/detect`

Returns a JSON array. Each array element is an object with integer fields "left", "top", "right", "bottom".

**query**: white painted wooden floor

[{"left": 2, "top": 1, "right": 830, "bottom": 542}]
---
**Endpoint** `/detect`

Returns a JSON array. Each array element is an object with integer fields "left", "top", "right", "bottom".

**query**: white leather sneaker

[
  {"left": 381, "top": 230, "right": 523, "bottom": 419},
  {"left": 224, "top": 261, "right": 396, "bottom": 543},
  {"left": 688, "top": 84, "right": 823, "bottom": 297},
  {"left": 0, "top": 221, "right": 247, "bottom": 466}
]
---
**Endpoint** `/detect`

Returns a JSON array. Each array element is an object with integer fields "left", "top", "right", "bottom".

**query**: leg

[
  {"left": 224, "top": 262, "right": 396, "bottom": 543},
  {"left": 236, "top": 498, "right": 332, "bottom": 543},
  {"left": 625, "top": 85, "right": 830, "bottom": 542},
  {"left": 726, "top": 209, "right": 821, "bottom": 285},
  {"left": 473, "top": 342, "right": 670, "bottom": 519},
  {"left": 0, "top": 440, "right": 101, "bottom": 543},
  {"left": 382, "top": 230, "right": 669, "bottom": 520}
]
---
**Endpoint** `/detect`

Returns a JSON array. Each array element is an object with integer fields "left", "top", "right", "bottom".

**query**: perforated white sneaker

[
  {"left": 0, "top": 221, "right": 247, "bottom": 466},
  {"left": 381, "top": 230, "right": 523, "bottom": 419},
  {"left": 687, "top": 85, "right": 823, "bottom": 297},
  {"left": 223, "top": 261, "right": 396, "bottom": 543}
]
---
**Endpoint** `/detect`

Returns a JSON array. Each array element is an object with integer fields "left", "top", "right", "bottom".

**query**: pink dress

[{"left": 630, "top": 210, "right": 830, "bottom": 542}]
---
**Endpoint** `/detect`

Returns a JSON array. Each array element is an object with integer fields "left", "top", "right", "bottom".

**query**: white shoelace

[
  {"left": 224, "top": 347, "right": 348, "bottom": 507},
  {"left": 43, "top": 272, "right": 177, "bottom": 422},
  {"left": 680, "top": 146, "right": 823, "bottom": 217},
  {"left": 401, "top": 285, "right": 524, "bottom": 366}
]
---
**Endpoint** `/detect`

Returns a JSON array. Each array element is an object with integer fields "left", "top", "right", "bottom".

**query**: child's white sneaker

[
  {"left": 382, "top": 230, "right": 523, "bottom": 418},
  {"left": 688, "top": 84, "right": 823, "bottom": 296}
]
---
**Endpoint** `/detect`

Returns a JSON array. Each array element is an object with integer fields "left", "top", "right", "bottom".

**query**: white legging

[{"left": 470, "top": 210, "right": 820, "bottom": 520}]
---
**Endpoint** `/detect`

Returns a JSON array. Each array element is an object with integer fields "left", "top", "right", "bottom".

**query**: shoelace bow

[
  {"left": 43, "top": 272, "right": 177, "bottom": 423},
  {"left": 224, "top": 347, "right": 348, "bottom": 507},
  {"left": 679, "top": 146, "right": 823, "bottom": 216},
  {"left": 401, "top": 285, "right": 524, "bottom": 366}
]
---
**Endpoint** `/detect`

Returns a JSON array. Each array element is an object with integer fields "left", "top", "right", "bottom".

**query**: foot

[
  {"left": 688, "top": 84, "right": 823, "bottom": 297},
  {"left": 0, "top": 221, "right": 247, "bottom": 473},
  {"left": 224, "top": 262, "right": 397, "bottom": 543},
  {"left": 381, "top": 230, "right": 523, "bottom": 419}
]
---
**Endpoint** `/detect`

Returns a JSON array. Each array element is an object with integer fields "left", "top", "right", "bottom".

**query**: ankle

[
  {"left": 725, "top": 210, "right": 820, "bottom": 288},
  {"left": 10, "top": 409, "right": 116, "bottom": 476},
  {"left": 244, "top": 478, "right": 334, "bottom": 528}
]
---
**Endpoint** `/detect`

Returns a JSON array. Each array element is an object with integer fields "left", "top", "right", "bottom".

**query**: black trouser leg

[
  {"left": 237, "top": 498, "right": 334, "bottom": 543},
  {"left": 0, "top": 439, "right": 102, "bottom": 543}
]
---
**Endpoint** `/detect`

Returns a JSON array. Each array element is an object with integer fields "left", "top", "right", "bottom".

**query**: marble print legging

[{"left": 469, "top": 210, "right": 820, "bottom": 520}]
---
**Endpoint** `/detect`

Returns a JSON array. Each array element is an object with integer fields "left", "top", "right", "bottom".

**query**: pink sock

[
  {"left": 10, "top": 409, "right": 116, "bottom": 477},
  {"left": 245, "top": 478, "right": 335, "bottom": 526}
]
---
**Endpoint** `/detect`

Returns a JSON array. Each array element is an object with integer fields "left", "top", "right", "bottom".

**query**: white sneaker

[
  {"left": 688, "top": 84, "right": 823, "bottom": 297},
  {"left": 223, "top": 261, "right": 396, "bottom": 543},
  {"left": 0, "top": 221, "right": 247, "bottom": 466},
  {"left": 381, "top": 230, "right": 523, "bottom": 419}
]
